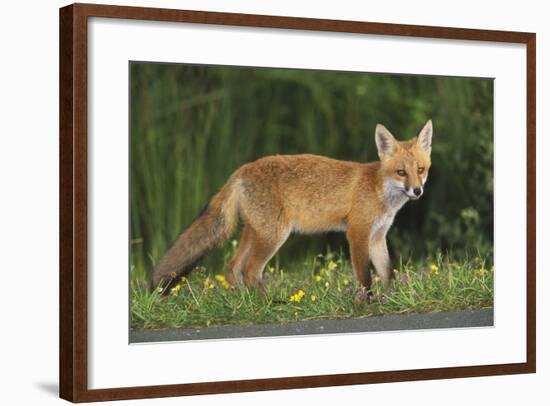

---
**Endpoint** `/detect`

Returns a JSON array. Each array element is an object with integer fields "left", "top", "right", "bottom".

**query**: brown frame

[{"left": 59, "top": 3, "right": 536, "bottom": 402}]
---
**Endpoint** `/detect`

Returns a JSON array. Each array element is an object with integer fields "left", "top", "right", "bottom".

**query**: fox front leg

[
  {"left": 346, "top": 227, "right": 372, "bottom": 294},
  {"left": 369, "top": 236, "right": 392, "bottom": 288}
]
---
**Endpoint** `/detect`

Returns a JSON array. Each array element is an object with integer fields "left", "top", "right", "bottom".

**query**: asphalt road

[{"left": 130, "top": 308, "right": 493, "bottom": 343}]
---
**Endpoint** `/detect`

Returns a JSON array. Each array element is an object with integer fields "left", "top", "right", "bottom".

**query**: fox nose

[{"left": 413, "top": 187, "right": 422, "bottom": 197}]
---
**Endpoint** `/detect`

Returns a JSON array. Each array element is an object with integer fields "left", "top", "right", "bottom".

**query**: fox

[{"left": 152, "top": 120, "right": 433, "bottom": 296}]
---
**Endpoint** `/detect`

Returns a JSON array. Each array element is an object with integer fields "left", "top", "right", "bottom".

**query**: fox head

[{"left": 375, "top": 120, "right": 433, "bottom": 200}]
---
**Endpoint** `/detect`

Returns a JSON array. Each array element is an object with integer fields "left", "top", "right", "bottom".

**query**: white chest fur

[{"left": 370, "top": 179, "right": 409, "bottom": 242}]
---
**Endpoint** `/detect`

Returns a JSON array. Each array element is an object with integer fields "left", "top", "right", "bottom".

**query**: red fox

[{"left": 153, "top": 120, "right": 433, "bottom": 294}]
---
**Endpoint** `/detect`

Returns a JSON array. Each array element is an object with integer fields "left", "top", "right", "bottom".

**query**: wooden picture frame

[{"left": 59, "top": 3, "right": 536, "bottom": 402}]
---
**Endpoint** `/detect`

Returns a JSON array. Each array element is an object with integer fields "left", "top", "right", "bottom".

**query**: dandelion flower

[
  {"left": 429, "top": 264, "right": 439, "bottom": 275},
  {"left": 327, "top": 261, "right": 337, "bottom": 271},
  {"left": 343, "top": 278, "right": 350, "bottom": 286},
  {"left": 478, "top": 267, "right": 487, "bottom": 276},
  {"left": 315, "top": 275, "right": 322, "bottom": 283},
  {"left": 310, "top": 294, "right": 316, "bottom": 302},
  {"left": 215, "top": 274, "right": 226, "bottom": 283}
]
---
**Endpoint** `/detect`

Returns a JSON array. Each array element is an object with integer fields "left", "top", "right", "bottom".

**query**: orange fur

[{"left": 153, "top": 120, "right": 433, "bottom": 294}]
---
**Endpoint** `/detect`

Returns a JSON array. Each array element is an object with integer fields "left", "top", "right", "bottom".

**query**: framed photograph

[{"left": 59, "top": 3, "right": 536, "bottom": 402}]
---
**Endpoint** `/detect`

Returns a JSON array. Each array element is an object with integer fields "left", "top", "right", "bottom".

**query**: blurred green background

[{"left": 130, "top": 62, "right": 493, "bottom": 280}]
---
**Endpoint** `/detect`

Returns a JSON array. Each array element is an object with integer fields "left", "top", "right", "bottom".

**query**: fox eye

[
  {"left": 396, "top": 169, "right": 406, "bottom": 177},
  {"left": 418, "top": 167, "right": 425, "bottom": 174}
]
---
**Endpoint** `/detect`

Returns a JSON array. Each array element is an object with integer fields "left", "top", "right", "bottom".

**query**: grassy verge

[{"left": 130, "top": 248, "right": 493, "bottom": 331}]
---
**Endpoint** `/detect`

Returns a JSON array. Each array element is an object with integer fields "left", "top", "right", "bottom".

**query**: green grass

[
  {"left": 130, "top": 248, "right": 493, "bottom": 331},
  {"left": 129, "top": 64, "right": 494, "bottom": 332}
]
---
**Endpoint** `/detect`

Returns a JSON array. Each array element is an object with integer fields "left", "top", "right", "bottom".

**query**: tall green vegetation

[{"left": 130, "top": 63, "right": 493, "bottom": 280}]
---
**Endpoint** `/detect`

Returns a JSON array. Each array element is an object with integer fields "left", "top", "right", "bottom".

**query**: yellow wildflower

[
  {"left": 478, "top": 267, "right": 487, "bottom": 276},
  {"left": 315, "top": 275, "right": 322, "bottom": 283},
  {"left": 209, "top": 283, "right": 216, "bottom": 289},
  {"left": 429, "top": 264, "right": 439, "bottom": 275},
  {"left": 327, "top": 261, "right": 337, "bottom": 271},
  {"left": 170, "top": 283, "right": 182, "bottom": 296},
  {"left": 289, "top": 289, "right": 305, "bottom": 302},
  {"left": 373, "top": 276, "right": 381, "bottom": 283},
  {"left": 325, "top": 281, "right": 330, "bottom": 288},
  {"left": 310, "top": 294, "right": 316, "bottom": 302},
  {"left": 343, "top": 278, "right": 350, "bottom": 286},
  {"left": 268, "top": 266, "right": 275, "bottom": 273},
  {"left": 214, "top": 274, "right": 230, "bottom": 289}
]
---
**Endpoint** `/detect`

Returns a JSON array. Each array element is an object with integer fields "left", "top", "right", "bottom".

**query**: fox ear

[
  {"left": 417, "top": 120, "right": 433, "bottom": 153},
  {"left": 375, "top": 124, "right": 397, "bottom": 159}
]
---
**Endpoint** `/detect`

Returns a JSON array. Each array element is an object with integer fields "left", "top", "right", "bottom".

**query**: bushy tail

[{"left": 152, "top": 179, "right": 240, "bottom": 290}]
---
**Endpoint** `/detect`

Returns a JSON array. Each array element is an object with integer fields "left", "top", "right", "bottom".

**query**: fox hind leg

[
  {"left": 243, "top": 227, "right": 290, "bottom": 294},
  {"left": 227, "top": 224, "right": 253, "bottom": 287}
]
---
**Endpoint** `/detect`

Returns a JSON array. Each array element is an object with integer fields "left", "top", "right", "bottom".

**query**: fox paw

[{"left": 352, "top": 288, "right": 370, "bottom": 305}]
